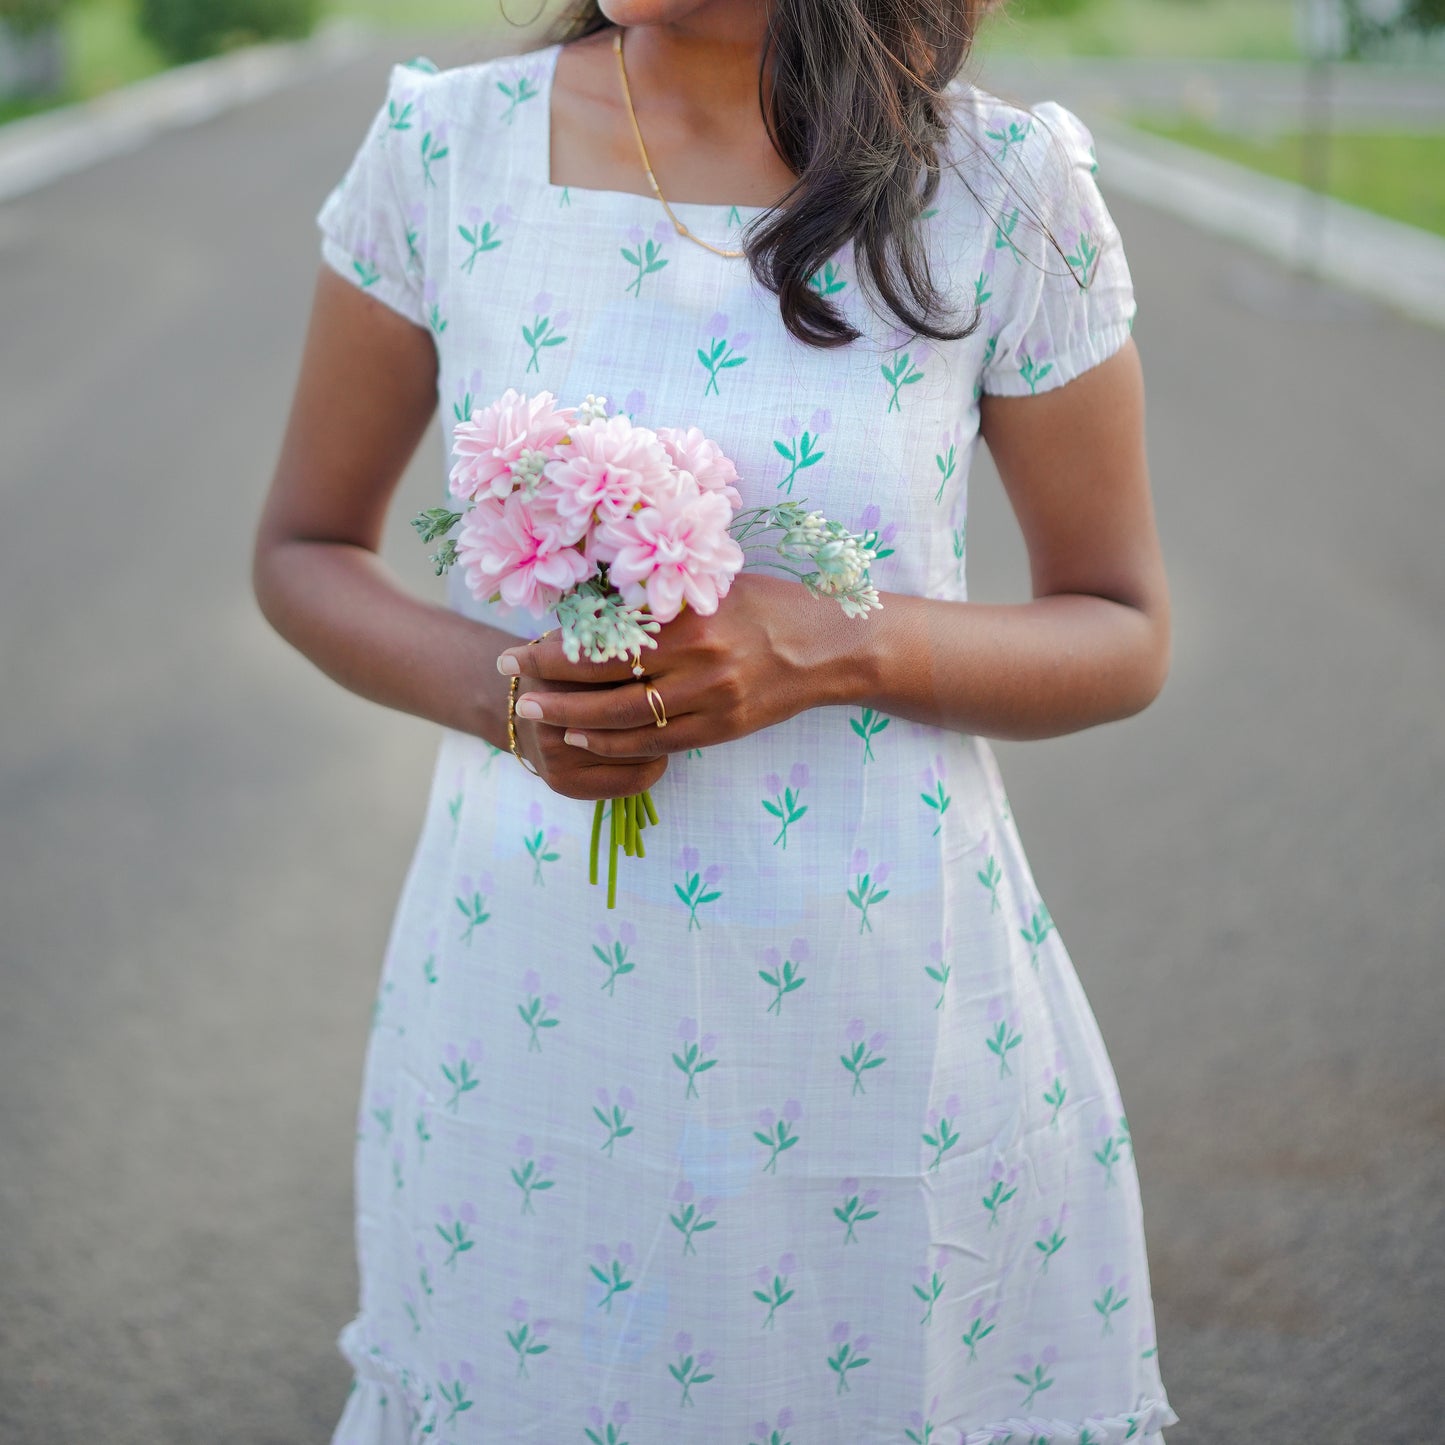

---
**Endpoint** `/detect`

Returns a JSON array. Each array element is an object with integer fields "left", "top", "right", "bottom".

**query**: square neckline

[{"left": 535, "top": 38, "right": 775, "bottom": 223}]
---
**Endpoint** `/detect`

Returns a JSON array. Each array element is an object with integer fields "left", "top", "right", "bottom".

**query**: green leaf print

[
  {"left": 1021, "top": 905, "right": 1055, "bottom": 967},
  {"left": 667, "top": 1332, "right": 715, "bottom": 1407},
  {"left": 934, "top": 442, "right": 957, "bottom": 503},
  {"left": 849, "top": 707, "right": 889, "bottom": 763},
  {"left": 807, "top": 260, "right": 848, "bottom": 296},
  {"left": 1019, "top": 353, "right": 1054, "bottom": 395},
  {"left": 995, "top": 208, "right": 1023, "bottom": 263},
  {"left": 1094, "top": 1279, "right": 1130, "bottom": 1336},
  {"left": 977, "top": 854, "right": 1002, "bottom": 912},
  {"left": 759, "top": 940, "right": 808, "bottom": 1014},
  {"left": 497, "top": 74, "right": 539, "bottom": 124},
  {"left": 621, "top": 235, "right": 669, "bottom": 297},
  {"left": 881, "top": 350, "right": 924, "bottom": 412},
  {"left": 753, "top": 1256, "right": 796, "bottom": 1329},
  {"left": 420, "top": 129, "right": 449, "bottom": 189},
  {"left": 986, "top": 118, "right": 1033, "bottom": 160},
  {"left": 961, "top": 1307, "right": 998, "bottom": 1361},
  {"left": 458, "top": 217, "right": 504, "bottom": 273},
  {"left": 1065, "top": 230, "right": 1101, "bottom": 288},
  {"left": 668, "top": 1183, "right": 718, "bottom": 1256}
]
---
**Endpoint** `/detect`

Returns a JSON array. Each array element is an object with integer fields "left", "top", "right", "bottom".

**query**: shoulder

[
  {"left": 941, "top": 81, "right": 1100, "bottom": 212},
  {"left": 374, "top": 44, "right": 559, "bottom": 136}
]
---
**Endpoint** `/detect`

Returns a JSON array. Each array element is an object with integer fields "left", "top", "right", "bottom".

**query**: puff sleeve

[
  {"left": 978, "top": 102, "right": 1137, "bottom": 397},
  {"left": 315, "top": 62, "right": 434, "bottom": 328}
]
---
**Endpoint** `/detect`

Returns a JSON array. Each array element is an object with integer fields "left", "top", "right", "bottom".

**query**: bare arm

[
  {"left": 813, "top": 337, "right": 1171, "bottom": 739},
  {"left": 496, "top": 339, "right": 1170, "bottom": 755},
  {"left": 251, "top": 268, "right": 667, "bottom": 798}
]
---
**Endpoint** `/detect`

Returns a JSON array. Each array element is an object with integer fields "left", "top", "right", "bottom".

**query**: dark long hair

[{"left": 545, "top": 1, "right": 1002, "bottom": 350}]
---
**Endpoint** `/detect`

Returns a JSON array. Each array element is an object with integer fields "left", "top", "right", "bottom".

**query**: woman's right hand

[{"left": 514, "top": 673, "right": 668, "bottom": 802}]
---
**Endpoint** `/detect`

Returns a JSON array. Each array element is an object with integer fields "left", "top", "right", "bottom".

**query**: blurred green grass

[
  {"left": 977, "top": 0, "right": 1301, "bottom": 62},
  {"left": 1131, "top": 117, "right": 1445, "bottom": 237}
]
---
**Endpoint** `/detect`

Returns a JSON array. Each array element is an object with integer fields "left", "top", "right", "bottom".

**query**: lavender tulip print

[
  {"left": 667, "top": 1331, "right": 716, "bottom": 1406},
  {"left": 440, "top": 1038, "right": 483, "bottom": 1113},
  {"left": 750, "top": 1407, "right": 796, "bottom": 1445},
  {"left": 697, "top": 313, "right": 749, "bottom": 397},
  {"left": 517, "top": 968, "right": 560, "bottom": 1052},
  {"left": 922, "top": 1093, "right": 962, "bottom": 1171},
  {"left": 435, "top": 1202, "right": 478, "bottom": 1270},
  {"left": 436, "top": 1359, "right": 474, "bottom": 1424},
  {"left": 761, "top": 763, "right": 809, "bottom": 848},
  {"left": 905, "top": 1394, "right": 943, "bottom": 1443},
  {"left": 584, "top": 1401, "right": 631, "bottom": 1445},
  {"left": 505, "top": 1298, "right": 550, "bottom": 1377},
  {"left": 985, "top": 996, "right": 1023, "bottom": 1077},
  {"left": 510, "top": 1134, "right": 556, "bottom": 1214},
  {"left": 674, "top": 846, "right": 722, "bottom": 930},
  {"left": 1094, "top": 1264, "right": 1131, "bottom": 1336},
  {"left": 961, "top": 1302, "right": 1001, "bottom": 1362},
  {"left": 669, "top": 1180, "right": 718, "bottom": 1255},
  {"left": 840, "top": 1019, "right": 887, "bottom": 1095},
  {"left": 847, "top": 848, "right": 890, "bottom": 933},
  {"left": 621, "top": 221, "right": 670, "bottom": 297},
  {"left": 592, "top": 920, "right": 638, "bottom": 995},
  {"left": 672, "top": 1018, "right": 718, "bottom": 1100},
  {"left": 588, "top": 1241, "right": 634, "bottom": 1313},
  {"left": 1035, "top": 1201, "right": 1069, "bottom": 1273},
  {"left": 912, "top": 1250, "right": 948, "bottom": 1325},
  {"left": 833, "top": 1177, "right": 881, "bottom": 1244},
  {"left": 752, "top": 1252, "right": 797, "bottom": 1329},
  {"left": 826, "top": 1322, "right": 871, "bottom": 1395},
  {"left": 759, "top": 938, "right": 808, "bottom": 1014},
  {"left": 593, "top": 1086, "right": 636, "bottom": 1157},
  {"left": 754, "top": 1100, "right": 802, "bottom": 1173},
  {"left": 773, "top": 409, "right": 829, "bottom": 493},
  {"left": 1014, "top": 1345, "right": 1059, "bottom": 1409}
]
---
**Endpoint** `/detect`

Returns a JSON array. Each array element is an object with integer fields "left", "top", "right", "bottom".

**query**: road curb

[
  {"left": 0, "top": 19, "right": 371, "bottom": 207},
  {"left": 1090, "top": 118, "right": 1445, "bottom": 331}
]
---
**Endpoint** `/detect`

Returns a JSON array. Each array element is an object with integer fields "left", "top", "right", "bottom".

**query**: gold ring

[
  {"left": 644, "top": 683, "right": 667, "bottom": 728},
  {"left": 629, "top": 646, "right": 647, "bottom": 680}
]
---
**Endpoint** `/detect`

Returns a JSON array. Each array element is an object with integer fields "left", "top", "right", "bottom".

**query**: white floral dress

[{"left": 315, "top": 38, "right": 1179, "bottom": 1445}]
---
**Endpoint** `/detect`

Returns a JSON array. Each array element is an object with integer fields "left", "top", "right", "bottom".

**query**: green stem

[
  {"left": 640, "top": 789, "right": 659, "bottom": 826},
  {"left": 589, "top": 799, "right": 604, "bottom": 885},
  {"left": 608, "top": 800, "right": 619, "bottom": 909}
]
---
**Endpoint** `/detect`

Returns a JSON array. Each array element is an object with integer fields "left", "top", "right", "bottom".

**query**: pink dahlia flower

[
  {"left": 655, "top": 425, "right": 744, "bottom": 510},
  {"left": 457, "top": 490, "right": 593, "bottom": 616},
  {"left": 546, "top": 414, "right": 675, "bottom": 529},
  {"left": 597, "top": 475, "right": 744, "bottom": 623},
  {"left": 449, "top": 388, "right": 574, "bottom": 503}
]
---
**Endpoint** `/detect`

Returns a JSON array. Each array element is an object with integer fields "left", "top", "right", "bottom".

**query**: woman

[{"left": 252, "top": 1, "right": 1179, "bottom": 1440}]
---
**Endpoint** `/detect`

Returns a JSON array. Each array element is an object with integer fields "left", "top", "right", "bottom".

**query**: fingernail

[
  {"left": 496, "top": 653, "right": 520, "bottom": 676},
  {"left": 563, "top": 731, "right": 588, "bottom": 749},
  {"left": 515, "top": 698, "right": 542, "bottom": 720}
]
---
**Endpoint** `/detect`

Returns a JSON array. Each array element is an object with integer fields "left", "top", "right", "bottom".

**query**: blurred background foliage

[{"left": 1, "top": 0, "right": 1441, "bottom": 233}]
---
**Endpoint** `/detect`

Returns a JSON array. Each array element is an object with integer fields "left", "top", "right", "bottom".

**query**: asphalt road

[{"left": 1, "top": 35, "right": 1442, "bottom": 1445}]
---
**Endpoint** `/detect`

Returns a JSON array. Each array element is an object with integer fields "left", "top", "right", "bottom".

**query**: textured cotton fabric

[{"left": 316, "top": 40, "right": 1178, "bottom": 1445}]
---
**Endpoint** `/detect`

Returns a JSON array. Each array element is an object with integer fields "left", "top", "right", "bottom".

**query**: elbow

[{"left": 1126, "top": 594, "right": 1172, "bottom": 718}]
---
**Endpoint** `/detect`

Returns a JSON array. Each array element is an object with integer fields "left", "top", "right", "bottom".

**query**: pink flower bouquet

[{"left": 414, "top": 388, "right": 880, "bottom": 906}]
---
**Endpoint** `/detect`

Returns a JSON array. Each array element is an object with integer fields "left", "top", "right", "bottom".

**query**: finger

[
  {"left": 515, "top": 679, "right": 681, "bottom": 732},
  {"left": 497, "top": 635, "right": 659, "bottom": 684},
  {"left": 557, "top": 716, "right": 697, "bottom": 760}
]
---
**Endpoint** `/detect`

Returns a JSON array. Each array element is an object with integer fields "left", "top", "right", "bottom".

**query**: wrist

[{"left": 771, "top": 576, "right": 887, "bottom": 712}]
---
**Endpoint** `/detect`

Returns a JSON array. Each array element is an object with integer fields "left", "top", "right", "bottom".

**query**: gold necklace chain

[{"left": 613, "top": 29, "right": 747, "bottom": 261}]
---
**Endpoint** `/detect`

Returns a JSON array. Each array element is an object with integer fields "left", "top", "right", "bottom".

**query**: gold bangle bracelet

[{"left": 507, "top": 629, "right": 556, "bottom": 776}]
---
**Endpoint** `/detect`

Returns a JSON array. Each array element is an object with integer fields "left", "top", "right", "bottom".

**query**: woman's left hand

[{"left": 497, "top": 573, "right": 854, "bottom": 759}]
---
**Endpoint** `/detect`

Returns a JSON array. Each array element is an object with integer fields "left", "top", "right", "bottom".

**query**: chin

[{"left": 597, "top": 0, "right": 716, "bottom": 23}]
